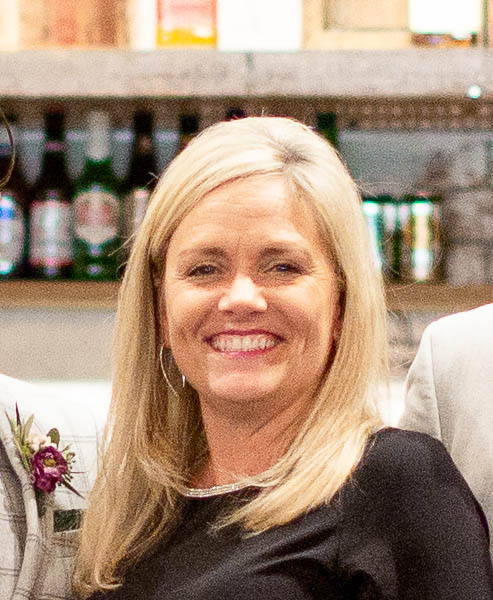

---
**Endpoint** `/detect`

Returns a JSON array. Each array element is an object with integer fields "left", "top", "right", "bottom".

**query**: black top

[{"left": 93, "top": 429, "right": 493, "bottom": 599}]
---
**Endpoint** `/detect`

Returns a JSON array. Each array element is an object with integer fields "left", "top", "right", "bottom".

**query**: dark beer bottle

[
  {"left": 121, "top": 110, "right": 157, "bottom": 251},
  {"left": 29, "top": 110, "right": 73, "bottom": 279},
  {"left": 178, "top": 114, "right": 199, "bottom": 152}
]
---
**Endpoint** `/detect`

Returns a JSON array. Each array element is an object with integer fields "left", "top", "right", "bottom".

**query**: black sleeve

[{"left": 338, "top": 428, "right": 493, "bottom": 599}]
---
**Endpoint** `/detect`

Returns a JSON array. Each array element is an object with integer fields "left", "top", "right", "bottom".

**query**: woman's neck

[{"left": 193, "top": 394, "right": 308, "bottom": 488}]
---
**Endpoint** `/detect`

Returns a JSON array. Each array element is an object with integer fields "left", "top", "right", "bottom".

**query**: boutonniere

[{"left": 6, "top": 403, "right": 83, "bottom": 512}]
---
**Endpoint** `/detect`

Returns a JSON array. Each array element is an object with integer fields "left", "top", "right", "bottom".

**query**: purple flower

[{"left": 31, "top": 446, "right": 68, "bottom": 494}]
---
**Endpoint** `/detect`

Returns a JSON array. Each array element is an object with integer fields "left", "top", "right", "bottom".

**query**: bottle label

[
  {"left": 45, "top": 140, "right": 65, "bottom": 152},
  {"left": 0, "top": 192, "right": 24, "bottom": 270},
  {"left": 123, "top": 188, "right": 151, "bottom": 239},
  {"left": 157, "top": 0, "right": 216, "bottom": 45},
  {"left": 30, "top": 193, "right": 73, "bottom": 267},
  {"left": 74, "top": 186, "right": 119, "bottom": 246},
  {"left": 158, "top": 0, "right": 215, "bottom": 28}
]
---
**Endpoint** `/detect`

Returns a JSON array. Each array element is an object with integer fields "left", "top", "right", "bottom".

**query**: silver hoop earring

[{"left": 159, "top": 344, "right": 180, "bottom": 398}]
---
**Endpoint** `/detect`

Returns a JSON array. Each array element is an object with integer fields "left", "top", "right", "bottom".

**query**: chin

[{"left": 206, "top": 380, "right": 280, "bottom": 405}]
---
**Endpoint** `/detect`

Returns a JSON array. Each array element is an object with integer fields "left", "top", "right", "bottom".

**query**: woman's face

[{"left": 161, "top": 175, "right": 340, "bottom": 419}]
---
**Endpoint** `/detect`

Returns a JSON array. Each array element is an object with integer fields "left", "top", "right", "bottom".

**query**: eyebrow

[
  {"left": 177, "top": 246, "right": 229, "bottom": 261},
  {"left": 258, "top": 244, "right": 313, "bottom": 261},
  {"left": 177, "top": 243, "right": 314, "bottom": 262}
]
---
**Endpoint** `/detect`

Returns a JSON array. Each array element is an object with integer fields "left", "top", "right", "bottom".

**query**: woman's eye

[
  {"left": 188, "top": 264, "right": 217, "bottom": 277},
  {"left": 270, "top": 263, "right": 302, "bottom": 274}
]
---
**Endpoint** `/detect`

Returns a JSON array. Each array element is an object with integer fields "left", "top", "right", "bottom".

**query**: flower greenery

[{"left": 6, "top": 403, "right": 82, "bottom": 500}]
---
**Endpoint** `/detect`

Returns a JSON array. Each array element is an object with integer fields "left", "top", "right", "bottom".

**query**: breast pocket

[{"left": 35, "top": 526, "right": 81, "bottom": 598}]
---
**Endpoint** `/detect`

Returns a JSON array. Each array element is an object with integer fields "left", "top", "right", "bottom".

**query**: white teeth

[{"left": 211, "top": 334, "right": 278, "bottom": 352}]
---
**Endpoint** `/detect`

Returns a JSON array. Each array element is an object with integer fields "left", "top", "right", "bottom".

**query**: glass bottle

[
  {"left": 178, "top": 114, "right": 199, "bottom": 152},
  {"left": 157, "top": 0, "right": 216, "bottom": 47},
  {"left": 29, "top": 109, "right": 73, "bottom": 279},
  {"left": 0, "top": 116, "right": 28, "bottom": 279},
  {"left": 316, "top": 112, "right": 339, "bottom": 150},
  {"left": 73, "top": 111, "right": 120, "bottom": 280},
  {"left": 226, "top": 107, "right": 247, "bottom": 120},
  {"left": 122, "top": 110, "right": 157, "bottom": 250},
  {"left": 408, "top": 0, "right": 481, "bottom": 47}
]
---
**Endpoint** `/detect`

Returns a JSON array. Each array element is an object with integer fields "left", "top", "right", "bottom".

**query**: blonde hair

[{"left": 74, "top": 116, "right": 388, "bottom": 597}]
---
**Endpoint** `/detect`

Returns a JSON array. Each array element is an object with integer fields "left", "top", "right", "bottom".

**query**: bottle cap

[
  {"left": 179, "top": 115, "right": 199, "bottom": 135},
  {"left": 45, "top": 110, "right": 65, "bottom": 141},
  {"left": 134, "top": 110, "right": 153, "bottom": 135},
  {"left": 87, "top": 111, "right": 111, "bottom": 161},
  {"left": 316, "top": 112, "right": 337, "bottom": 131}
]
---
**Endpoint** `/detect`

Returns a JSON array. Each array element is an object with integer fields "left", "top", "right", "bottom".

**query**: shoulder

[
  {"left": 337, "top": 432, "right": 493, "bottom": 597},
  {"left": 341, "top": 427, "right": 483, "bottom": 527},
  {"left": 405, "top": 304, "right": 493, "bottom": 407},
  {"left": 366, "top": 427, "right": 447, "bottom": 466},
  {"left": 353, "top": 427, "right": 459, "bottom": 490},
  {"left": 425, "top": 303, "right": 493, "bottom": 346}
]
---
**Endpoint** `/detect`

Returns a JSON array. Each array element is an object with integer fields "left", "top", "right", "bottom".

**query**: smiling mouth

[{"left": 208, "top": 333, "right": 281, "bottom": 353}]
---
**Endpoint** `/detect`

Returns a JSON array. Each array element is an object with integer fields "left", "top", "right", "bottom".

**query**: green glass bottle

[
  {"left": 316, "top": 112, "right": 339, "bottom": 149},
  {"left": 73, "top": 111, "right": 120, "bottom": 280}
]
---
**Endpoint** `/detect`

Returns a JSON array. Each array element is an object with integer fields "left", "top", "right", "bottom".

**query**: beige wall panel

[
  {"left": 0, "top": 308, "right": 114, "bottom": 380},
  {"left": 305, "top": 30, "right": 411, "bottom": 50},
  {"left": 304, "top": 0, "right": 408, "bottom": 32},
  {"left": 324, "top": 0, "right": 408, "bottom": 30},
  {"left": 304, "top": 0, "right": 410, "bottom": 49},
  {"left": 19, "top": 0, "right": 49, "bottom": 47}
]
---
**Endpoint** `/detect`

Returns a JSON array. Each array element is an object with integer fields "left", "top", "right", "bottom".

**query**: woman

[{"left": 74, "top": 116, "right": 493, "bottom": 599}]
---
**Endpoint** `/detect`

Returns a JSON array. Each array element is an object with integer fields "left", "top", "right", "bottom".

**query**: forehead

[{"left": 168, "top": 175, "right": 322, "bottom": 248}]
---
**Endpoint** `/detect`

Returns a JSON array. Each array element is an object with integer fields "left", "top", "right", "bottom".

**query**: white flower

[{"left": 26, "top": 433, "right": 50, "bottom": 454}]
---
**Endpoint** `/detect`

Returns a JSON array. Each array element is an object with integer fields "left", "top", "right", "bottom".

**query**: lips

[{"left": 206, "top": 331, "right": 282, "bottom": 353}]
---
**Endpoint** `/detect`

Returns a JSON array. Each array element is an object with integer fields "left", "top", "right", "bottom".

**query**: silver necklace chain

[{"left": 182, "top": 481, "right": 252, "bottom": 498}]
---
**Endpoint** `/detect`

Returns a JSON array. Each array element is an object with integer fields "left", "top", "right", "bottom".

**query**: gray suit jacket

[
  {"left": 0, "top": 374, "right": 108, "bottom": 599},
  {"left": 399, "top": 303, "right": 493, "bottom": 554}
]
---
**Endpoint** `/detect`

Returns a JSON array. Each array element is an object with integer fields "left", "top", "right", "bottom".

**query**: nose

[{"left": 218, "top": 274, "right": 267, "bottom": 314}]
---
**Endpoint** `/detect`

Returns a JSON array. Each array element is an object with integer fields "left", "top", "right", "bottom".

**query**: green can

[
  {"left": 408, "top": 192, "right": 443, "bottom": 282},
  {"left": 362, "top": 195, "right": 384, "bottom": 272},
  {"left": 397, "top": 195, "right": 413, "bottom": 281},
  {"left": 377, "top": 194, "right": 401, "bottom": 281}
]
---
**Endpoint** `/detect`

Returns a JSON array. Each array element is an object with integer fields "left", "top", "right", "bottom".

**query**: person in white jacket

[
  {"left": 399, "top": 302, "right": 493, "bottom": 554},
  {"left": 0, "top": 374, "right": 107, "bottom": 599}
]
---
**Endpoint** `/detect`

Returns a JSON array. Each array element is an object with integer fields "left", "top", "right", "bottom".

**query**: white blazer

[
  {"left": 399, "top": 303, "right": 493, "bottom": 554},
  {"left": 0, "top": 374, "right": 108, "bottom": 599}
]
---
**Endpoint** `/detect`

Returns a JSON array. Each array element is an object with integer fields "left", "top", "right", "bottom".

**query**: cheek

[
  {"left": 286, "top": 283, "right": 338, "bottom": 336},
  {"left": 163, "top": 288, "right": 209, "bottom": 348}
]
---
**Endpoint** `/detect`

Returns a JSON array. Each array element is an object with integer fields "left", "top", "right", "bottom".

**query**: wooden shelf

[
  {"left": 0, "top": 281, "right": 491, "bottom": 312},
  {"left": 0, "top": 280, "right": 119, "bottom": 310},
  {"left": 0, "top": 48, "right": 491, "bottom": 99},
  {"left": 385, "top": 283, "right": 493, "bottom": 312}
]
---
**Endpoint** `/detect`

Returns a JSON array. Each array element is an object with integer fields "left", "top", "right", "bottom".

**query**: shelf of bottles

[
  {"left": 1, "top": 103, "right": 492, "bottom": 311},
  {"left": 0, "top": 108, "right": 160, "bottom": 283}
]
